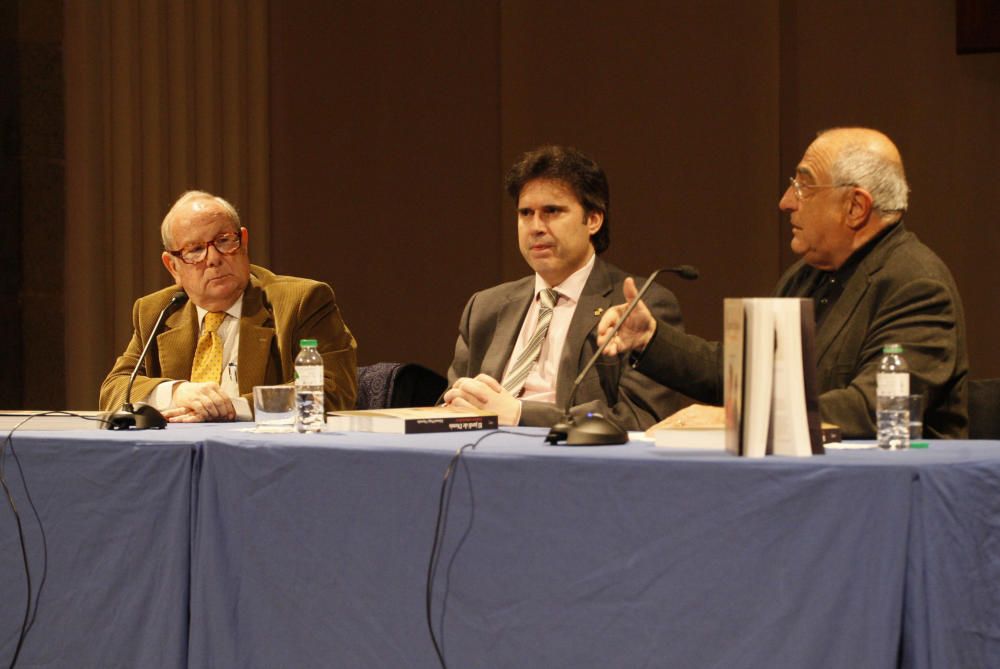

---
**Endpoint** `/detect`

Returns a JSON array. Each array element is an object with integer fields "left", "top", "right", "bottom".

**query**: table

[
  {"left": 0, "top": 418, "right": 196, "bottom": 668},
  {"left": 2, "top": 420, "right": 998, "bottom": 668}
]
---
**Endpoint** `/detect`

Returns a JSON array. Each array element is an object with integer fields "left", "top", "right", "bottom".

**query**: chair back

[
  {"left": 968, "top": 378, "right": 1000, "bottom": 439},
  {"left": 355, "top": 362, "right": 448, "bottom": 410}
]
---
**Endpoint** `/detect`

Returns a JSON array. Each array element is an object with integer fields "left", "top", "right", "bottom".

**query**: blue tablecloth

[
  {"left": 2, "top": 421, "right": 999, "bottom": 668},
  {"left": 187, "top": 429, "right": 1000, "bottom": 669},
  {"left": 0, "top": 424, "right": 196, "bottom": 668}
]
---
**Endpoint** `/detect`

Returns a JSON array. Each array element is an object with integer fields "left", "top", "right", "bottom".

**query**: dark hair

[{"left": 504, "top": 145, "right": 611, "bottom": 253}]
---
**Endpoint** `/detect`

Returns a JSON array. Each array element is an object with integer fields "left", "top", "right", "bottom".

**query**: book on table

[
  {"left": 723, "top": 297, "right": 824, "bottom": 457},
  {"left": 326, "top": 407, "right": 499, "bottom": 434},
  {"left": 652, "top": 425, "right": 725, "bottom": 450},
  {"left": 646, "top": 406, "right": 726, "bottom": 450}
]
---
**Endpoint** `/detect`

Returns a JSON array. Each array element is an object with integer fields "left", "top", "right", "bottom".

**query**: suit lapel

[
  {"left": 815, "top": 273, "right": 867, "bottom": 362},
  {"left": 814, "top": 226, "right": 903, "bottom": 361},
  {"left": 481, "top": 279, "right": 534, "bottom": 379},
  {"left": 555, "top": 259, "right": 611, "bottom": 406},
  {"left": 237, "top": 279, "right": 276, "bottom": 394},
  {"left": 158, "top": 302, "right": 199, "bottom": 380}
]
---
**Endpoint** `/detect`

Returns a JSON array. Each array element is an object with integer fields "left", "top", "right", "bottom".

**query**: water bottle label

[
  {"left": 877, "top": 372, "right": 909, "bottom": 397},
  {"left": 295, "top": 366, "right": 323, "bottom": 386}
]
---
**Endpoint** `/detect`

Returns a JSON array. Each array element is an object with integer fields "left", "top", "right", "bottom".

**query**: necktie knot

[
  {"left": 540, "top": 288, "right": 558, "bottom": 310},
  {"left": 203, "top": 311, "right": 226, "bottom": 333}
]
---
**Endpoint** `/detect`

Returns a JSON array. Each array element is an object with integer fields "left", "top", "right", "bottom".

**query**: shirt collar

[
  {"left": 533, "top": 252, "right": 596, "bottom": 304},
  {"left": 832, "top": 220, "right": 901, "bottom": 282},
  {"left": 196, "top": 294, "right": 244, "bottom": 329}
]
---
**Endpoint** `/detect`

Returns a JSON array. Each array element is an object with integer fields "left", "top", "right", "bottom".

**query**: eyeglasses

[
  {"left": 165, "top": 229, "right": 243, "bottom": 264},
  {"left": 788, "top": 177, "right": 853, "bottom": 201}
]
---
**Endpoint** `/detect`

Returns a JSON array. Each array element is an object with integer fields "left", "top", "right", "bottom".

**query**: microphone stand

[
  {"left": 103, "top": 291, "right": 188, "bottom": 430},
  {"left": 545, "top": 265, "right": 699, "bottom": 445}
]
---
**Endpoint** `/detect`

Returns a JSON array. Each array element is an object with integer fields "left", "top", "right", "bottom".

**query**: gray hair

[
  {"left": 829, "top": 144, "right": 909, "bottom": 215},
  {"left": 161, "top": 190, "right": 242, "bottom": 248}
]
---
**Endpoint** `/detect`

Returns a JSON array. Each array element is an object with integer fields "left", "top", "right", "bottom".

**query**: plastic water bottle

[
  {"left": 876, "top": 344, "right": 909, "bottom": 450},
  {"left": 295, "top": 339, "right": 325, "bottom": 433}
]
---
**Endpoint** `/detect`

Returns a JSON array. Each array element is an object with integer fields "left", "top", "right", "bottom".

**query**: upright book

[
  {"left": 723, "top": 298, "right": 823, "bottom": 457},
  {"left": 326, "top": 407, "right": 499, "bottom": 434}
]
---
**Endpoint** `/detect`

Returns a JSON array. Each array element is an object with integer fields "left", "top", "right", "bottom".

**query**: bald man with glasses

[
  {"left": 598, "top": 128, "right": 968, "bottom": 439},
  {"left": 100, "top": 190, "right": 357, "bottom": 422}
]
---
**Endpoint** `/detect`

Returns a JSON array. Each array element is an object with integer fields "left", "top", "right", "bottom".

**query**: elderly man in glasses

[
  {"left": 99, "top": 190, "right": 357, "bottom": 422},
  {"left": 597, "top": 127, "right": 968, "bottom": 438}
]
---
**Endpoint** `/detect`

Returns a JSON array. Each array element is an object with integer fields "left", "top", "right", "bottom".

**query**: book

[
  {"left": 770, "top": 299, "right": 823, "bottom": 456},
  {"left": 653, "top": 426, "right": 725, "bottom": 450},
  {"left": 722, "top": 299, "right": 746, "bottom": 457},
  {"left": 647, "top": 406, "right": 726, "bottom": 450},
  {"left": 821, "top": 423, "right": 842, "bottom": 445},
  {"left": 326, "top": 407, "right": 499, "bottom": 434},
  {"left": 742, "top": 299, "right": 776, "bottom": 458},
  {"left": 723, "top": 298, "right": 823, "bottom": 457}
]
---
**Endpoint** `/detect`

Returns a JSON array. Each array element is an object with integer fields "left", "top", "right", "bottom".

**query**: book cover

[
  {"left": 722, "top": 298, "right": 746, "bottom": 456},
  {"left": 742, "top": 299, "right": 776, "bottom": 458},
  {"left": 326, "top": 407, "right": 499, "bottom": 434},
  {"left": 770, "top": 298, "right": 823, "bottom": 457},
  {"left": 799, "top": 300, "right": 824, "bottom": 454}
]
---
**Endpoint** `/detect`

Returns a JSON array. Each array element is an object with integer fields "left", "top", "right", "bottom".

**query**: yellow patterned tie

[{"left": 190, "top": 312, "right": 227, "bottom": 383}]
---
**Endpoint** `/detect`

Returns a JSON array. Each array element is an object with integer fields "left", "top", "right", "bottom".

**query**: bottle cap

[
  {"left": 882, "top": 343, "right": 903, "bottom": 354},
  {"left": 299, "top": 339, "right": 318, "bottom": 347}
]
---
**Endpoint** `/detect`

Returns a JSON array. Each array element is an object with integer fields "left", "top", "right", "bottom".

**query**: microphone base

[
  {"left": 545, "top": 413, "right": 629, "bottom": 446},
  {"left": 102, "top": 403, "right": 168, "bottom": 430}
]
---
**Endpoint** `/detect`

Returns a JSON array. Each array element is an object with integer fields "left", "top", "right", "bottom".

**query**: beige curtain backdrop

[{"left": 64, "top": 0, "right": 270, "bottom": 409}]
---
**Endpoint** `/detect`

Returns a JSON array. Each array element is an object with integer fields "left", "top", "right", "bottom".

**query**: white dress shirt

[
  {"left": 148, "top": 295, "right": 252, "bottom": 420},
  {"left": 503, "top": 253, "right": 596, "bottom": 405}
]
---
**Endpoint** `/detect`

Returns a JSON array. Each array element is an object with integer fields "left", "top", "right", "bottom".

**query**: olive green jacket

[{"left": 100, "top": 265, "right": 357, "bottom": 414}]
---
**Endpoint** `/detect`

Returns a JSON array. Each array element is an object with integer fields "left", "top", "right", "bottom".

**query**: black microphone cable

[
  {"left": 1, "top": 410, "right": 109, "bottom": 668},
  {"left": 424, "top": 428, "right": 540, "bottom": 669}
]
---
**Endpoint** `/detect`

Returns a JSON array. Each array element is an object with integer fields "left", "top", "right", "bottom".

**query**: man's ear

[
  {"left": 845, "top": 187, "right": 874, "bottom": 230},
  {"left": 161, "top": 252, "right": 182, "bottom": 285},
  {"left": 586, "top": 211, "right": 604, "bottom": 235}
]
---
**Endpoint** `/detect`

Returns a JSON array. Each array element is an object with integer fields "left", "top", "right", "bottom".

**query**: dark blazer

[
  {"left": 448, "top": 257, "right": 689, "bottom": 430},
  {"left": 100, "top": 264, "right": 358, "bottom": 413},
  {"left": 636, "top": 223, "right": 968, "bottom": 438}
]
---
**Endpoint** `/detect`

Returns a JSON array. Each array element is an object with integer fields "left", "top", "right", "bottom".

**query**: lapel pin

[{"left": 594, "top": 308, "right": 604, "bottom": 317}]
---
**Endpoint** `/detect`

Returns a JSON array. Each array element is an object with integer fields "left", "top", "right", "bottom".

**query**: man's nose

[
  {"left": 204, "top": 242, "right": 224, "bottom": 264},
  {"left": 524, "top": 213, "right": 545, "bottom": 232},
  {"left": 778, "top": 187, "right": 798, "bottom": 212}
]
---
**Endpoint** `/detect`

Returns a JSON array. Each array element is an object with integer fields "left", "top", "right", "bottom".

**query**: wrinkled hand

[
  {"left": 443, "top": 374, "right": 520, "bottom": 426},
  {"left": 165, "top": 381, "right": 236, "bottom": 422},
  {"left": 596, "top": 276, "right": 657, "bottom": 356}
]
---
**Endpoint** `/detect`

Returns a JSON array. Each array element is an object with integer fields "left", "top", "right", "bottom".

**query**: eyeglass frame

[
  {"left": 788, "top": 177, "right": 855, "bottom": 201},
  {"left": 164, "top": 227, "right": 245, "bottom": 265}
]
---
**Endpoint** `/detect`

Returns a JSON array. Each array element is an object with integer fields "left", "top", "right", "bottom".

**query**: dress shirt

[
  {"left": 503, "top": 253, "right": 596, "bottom": 404},
  {"left": 148, "top": 295, "right": 252, "bottom": 420}
]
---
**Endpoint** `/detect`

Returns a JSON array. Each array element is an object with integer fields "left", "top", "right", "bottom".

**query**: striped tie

[
  {"left": 190, "top": 311, "right": 226, "bottom": 383},
  {"left": 503, "top": 289, "right": 558, "bottom": 397}
]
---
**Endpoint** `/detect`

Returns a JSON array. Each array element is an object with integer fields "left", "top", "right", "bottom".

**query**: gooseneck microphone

[
  {"left": 103, "top": 290, "right": 188, "bottom": 430},
  {"left": 545, "top": 265, "right": 700, "bottom": 445}
]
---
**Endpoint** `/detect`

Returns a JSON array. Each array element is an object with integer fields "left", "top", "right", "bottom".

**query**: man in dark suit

[
  {"left": 100, "top": 191, "right": 357, "bottom": 421},
  {"left": 444, "top": 146, "right": 687, "bottom": 429},
  {"left": 597, "top": 128, "right": 968, "bottom": 438}
]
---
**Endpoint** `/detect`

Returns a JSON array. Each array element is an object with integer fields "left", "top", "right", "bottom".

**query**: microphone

[
  {"left": 103, "top": 290, "right": 189, "bottom": 430},
  {"left": 545, "top": 265, "right": 700, "bottom": 445}
]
